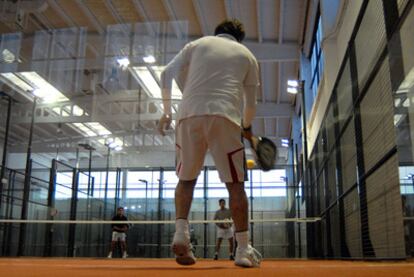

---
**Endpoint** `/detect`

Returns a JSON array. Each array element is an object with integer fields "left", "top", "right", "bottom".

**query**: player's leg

[
  {"left": 107, "top": 232, "right": 116, "bottom": 258},
  {"left": 207, "top": 117, "right": 261, "bottom": 267},
  {"left": 225, "top": 182, "right": 261, "bottom": 267},
  {"left": 120, "top": 233, "right": 127, "bottom": 258},
  {"left": 172, "top": 118, "right": 207, "bottom": 265},
  {"left": 214, "top": 237, "right": 223, "bottom": 260},
  {"left": 229, "top": 236, "right": 234, "bottom": 260}
]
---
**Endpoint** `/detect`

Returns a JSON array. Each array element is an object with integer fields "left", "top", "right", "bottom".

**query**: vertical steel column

[
  {"left": 88, "top": 148, "right": 93, "bottom": 196},
  {"left": 44, "top": 159, "right": 57, "bottom": 257},
  {"left": 104, "top": 147, "right": 110, "bottom": 219},
  {"left": 322, "top": 128, "right": 333, "bottom": 257},
  {"left": 0, "top": 94, "right": 12, "bottom": 211},
  {"left": 157, "top": 169, "right": 164, "bottom": 257},
  {"left": 18, "top": 96, "right": 37, "bottom": 256},
  {"left": 115, "top": 168, "right": 121, "bottom": 210},
  {"left": 2, "top": 170, "right": 14, "bottom": 255},
  {"left": 68, "top": 168, "right": 79, "bottom": 257},
  {"left": 295, "top": 143, "right": 302, "bottom": 258}
]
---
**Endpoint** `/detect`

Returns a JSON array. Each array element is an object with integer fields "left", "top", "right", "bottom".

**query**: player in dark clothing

[{"left": 107, "top": 207, "right": 129, "bottom": 258}]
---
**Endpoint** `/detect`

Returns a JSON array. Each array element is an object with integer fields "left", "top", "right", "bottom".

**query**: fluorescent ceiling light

[
  {"left": 18, "top": 72, "right": 68, "bottom": 103},
  {"left": 394, "top": 114, "right": 403, "bottom": 126},
  {"left": 132, "top": 66, "right": 182, "bottom": 99},
  {"left": 0, "top": 72, "right": 33, "bottom": 92},
  {"left": 281, "top": 138, "right": 289, "bottom": 144},
  {"left": 73, "top": 105, "right": 84, "bottom": 116},
  {"left": 32, "top": 88, "right": 46, "bottom": 98},
  {"left": 2, "top": 49, "right": 15, "bottom": 63},
  {"left": 398, "top": 67, "right": 414, "bottom": 91},
  {"left": 287, "top": 87, "right": 298, "bottom": 94},
  {"left": 403, "top": 99, "right": 409, "bottom": 108},
  {"left": 287, "top": 80, "right": 299, "bottom": 88},
  {"left": 0, "top": 71, "right": 68, "bottom": 103},
  {"left": 72, "top": 123, "right": 96, "bottom": 137},
  {"left": 101, "top": 137, "right": 125, "bottom": 149},
  {"left": 1, "top": 71, "right": 112, "bottom": 142},
  {"left": 117, "top": 57, "right": 130, "bottom": 69},
  {"left": 143, "top": 55, "right": 156, "bottom": 64},
  {"left": 394, "top": 98, "right": 401, "bottom": 107},
  {"left": 72, "top": 122, "right": 112, "bottom": 137},
  {"left": 84, "top": 122, "right": 112, "bottom": 136}
]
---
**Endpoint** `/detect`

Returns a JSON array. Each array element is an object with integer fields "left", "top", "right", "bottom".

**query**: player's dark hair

[
  {"left": 219, "top": 199, "right": 225, "bottom": 204},
  {"left": 214, "top": 19, "right": 246, "bottom": 42}
]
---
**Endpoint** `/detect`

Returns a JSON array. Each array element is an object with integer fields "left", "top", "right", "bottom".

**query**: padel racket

[{"left": 249, "top": 136, "right": 277, "bottom": 171}]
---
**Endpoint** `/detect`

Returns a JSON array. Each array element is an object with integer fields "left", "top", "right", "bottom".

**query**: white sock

[
  {"left": 235, "top": 231, "right": 249, "bottom": 249},
  {"left": 175, "top": 218, "right": 189, "bottom": 234}
]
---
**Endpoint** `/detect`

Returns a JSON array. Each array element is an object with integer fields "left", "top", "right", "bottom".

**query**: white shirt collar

[{"left": 216, "top": 33, "right": 237, "bottom": 42}]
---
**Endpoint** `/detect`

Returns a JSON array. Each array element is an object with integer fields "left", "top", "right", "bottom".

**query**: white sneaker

[
  {"left": 235, "top": 245, "right": 262, "bottom": 268},
  {"left": 171, "top": 232, "right": 196, "bottom": 265},
  {"left": 107, "top": 252, "right": 112, "bottom": 258},
  {"left": 122, "top": 252, "right": 128, "bottom": 259}
]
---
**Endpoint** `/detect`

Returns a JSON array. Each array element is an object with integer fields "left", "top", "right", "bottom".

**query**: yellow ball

[{"left": 246, "top": 159, "right": 255, "bottom": 169}]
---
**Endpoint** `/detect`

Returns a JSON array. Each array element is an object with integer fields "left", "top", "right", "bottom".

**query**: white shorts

[
  {"left": 112, "top": 231, "right": 126, "bottom": 242},
  {"left": 175, "top": 116, "right": 246, "bottom": 183},
  {"left": 217, "top": 227, "right": 234, "bottom": 240}
]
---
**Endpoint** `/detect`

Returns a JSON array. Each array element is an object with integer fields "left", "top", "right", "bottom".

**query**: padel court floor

[{"left": 1, "top": 258, "right": 414, "bottom": 277}]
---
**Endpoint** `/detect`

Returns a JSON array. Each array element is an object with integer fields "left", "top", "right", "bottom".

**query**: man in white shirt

[{"left": 158, "top": 19, "right": 261, "bottom": 268}]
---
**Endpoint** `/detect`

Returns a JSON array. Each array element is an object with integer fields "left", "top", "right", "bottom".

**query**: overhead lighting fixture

[
  {"left": 287, "top": 87, "right": 298, "bottom": 94},
  {"left": 73, "top": 105, "right": 85, "bottom": 116},
  {"left": 103, "top": 137, "right": 125, "bottom": 150},
  {"left": 72, "top": 122, "right": 112, "bottom": 138},
  {"left": 143, "top": 55, "right": 156, "bottom": 64},
  {"left": 2, "top": 49, "right": 15, "bottom": 63},
  {"left": 1, "top": 71, "right": 116, "bottom": 147},
  {"left": 394, "top": 114, "right": 404, "bottom": 126},
  {"left": 117, "top": 57, "right": 130, "bottom": 70},
  {"left": 287, "top": 79, "right": 303, "bottom": 95},
  {"left": 281, "top": 138, "right": 289, "bottom": 147},
  {"left": 85, "top": 122, "right": 111, "bottom": 136},
  {"left": 32, "top": 88, "right": 46, "bottom": 98},
  {"left": 73, "top": 123, "right": 97, "bottom": 137},
  {"left": 287, "top": 80, "right": 299, "bottom": 88},
  {"left": 397, "top": 66, "right": 414, "bottom": 92},
  {"left": 0, "top": 72, "right": 33, "bottom": 92},
  {"left": 18, "top": 72, "right": 69, "bottom": 103},
  {"left": 132, "top": 66, "right": 182, "bottom": 99},
  {"left": 0, "top": 71, "right": 69, "bottom": 103}
]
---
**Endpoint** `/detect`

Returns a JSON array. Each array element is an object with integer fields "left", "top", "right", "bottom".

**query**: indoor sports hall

[{"left": 0, "top": 0, "right": 413, "bottom": 276}]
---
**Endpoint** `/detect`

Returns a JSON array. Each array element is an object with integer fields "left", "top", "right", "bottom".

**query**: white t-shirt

[{"left": 161, "top": 34, "right": 259, "bottom": 126}]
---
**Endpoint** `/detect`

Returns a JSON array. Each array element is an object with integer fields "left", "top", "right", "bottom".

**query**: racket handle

[{"left": 249, "top": 136, "right": 259, "bottom": 150}]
